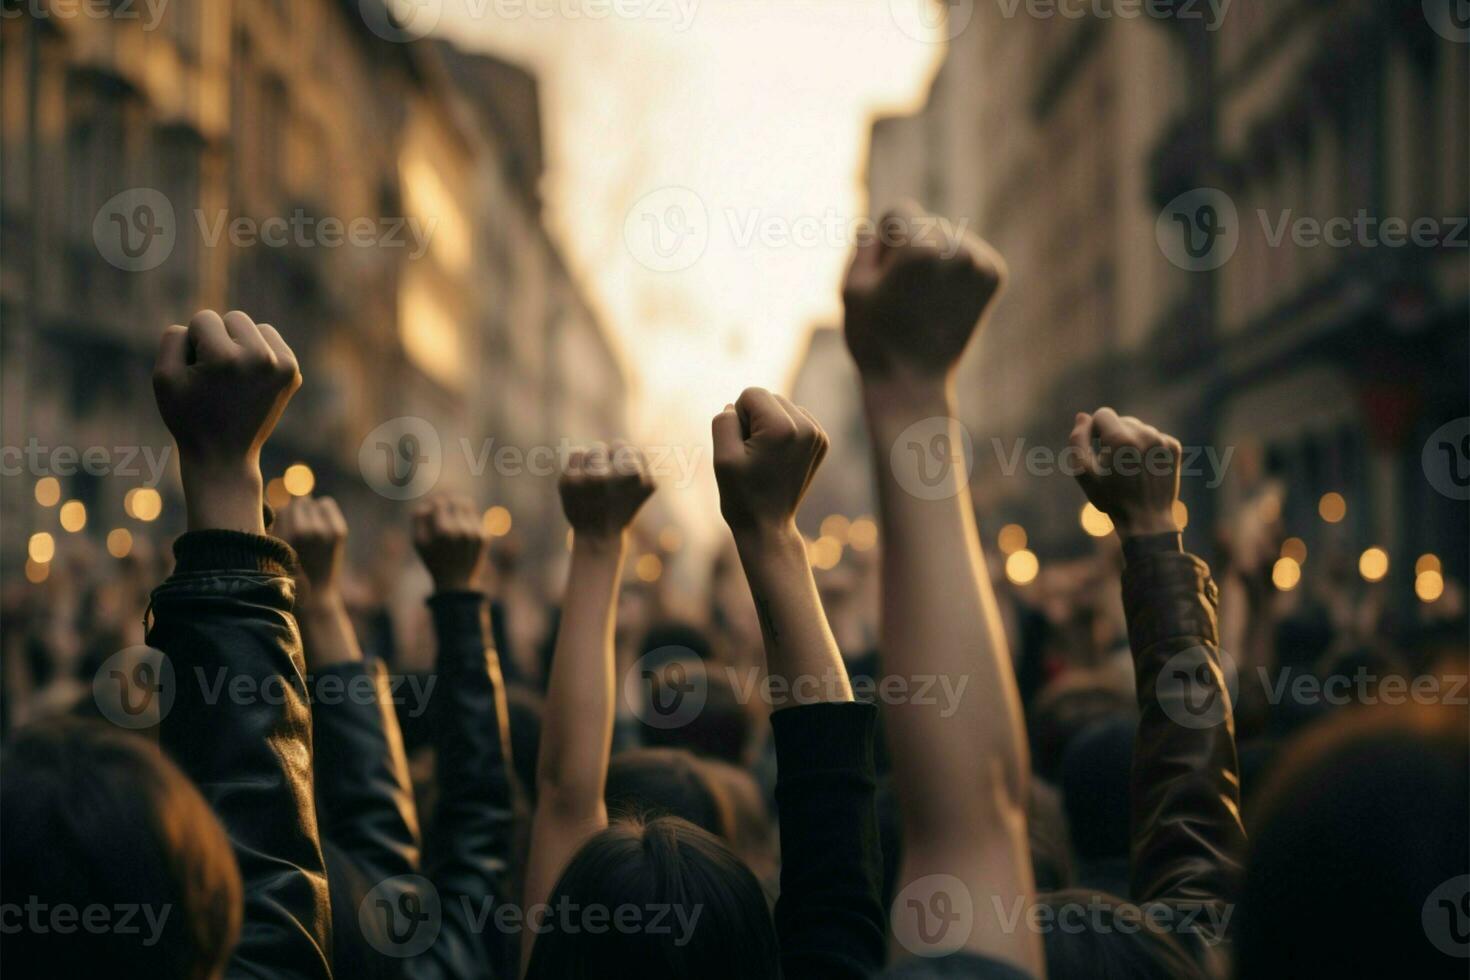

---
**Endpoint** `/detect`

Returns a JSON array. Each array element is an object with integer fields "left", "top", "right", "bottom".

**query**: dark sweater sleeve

[
  {"left": 416, "top": 590, "right": 518, "bottom": 980},
  {"left": 1122, "top": 542, "right": 1246, "bottom": 971},
  {"left": 146, "top": 531, "right": 333, "bottom": 980},
  {"left": 771, "top": 700, "right": 886, "bottom": 979},
  {"left": 312, "top": 659, "right": 422, "bottom": 882}
]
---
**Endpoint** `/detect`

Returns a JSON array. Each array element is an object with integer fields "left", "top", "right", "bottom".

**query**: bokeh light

[
  {"left": 265, "top": 479, "right": 292, "bottom": 511},
  {"left": 635, "top": 553, "right": 663, "bottom": 582},
  {"left": 1415, "top": 554, "right": 1441, "bottom": 576},
  {"left": 34, "top": 477, "right": 60, "bottom": 507},
  {"left": 1415, "top": 570, "right": 1444, "bottom": 603},
  {"left": 1272, "top": 557, "right": 1301, "bottom": 591},
  {"left": 809, "top": 536, "right": 843, "bottom": 571},
  {"left": 1280, "top": 537, "right": 1308, "bottom": 563},
  {"left": 483, "top": 506, "right": 513, "bottom": 537},
  {"left": 1005, "top": 549, "right": 1040, "bottom": 586},
  {"left": 820, "top": 514, "right": 850, "bottom": 543},
  {"left": 283, "top": 463, "right": 316, "bottom": 497},
  {"left": 848, "top": 517, "right": 878, "bottom": 552},
  {"left": 127, "top": 487, "right": 164, "bottom": 522},
  {"left": 28, "top": 532, "right": 55, "bottom": 564},
  {"left": 1318, "top": 492, "right": 1346, "bottom": 524},
  {"left": 1080, "top": 503, "right": 1113, "bottom": 538},
  {"left": 24, "top": 559, "right": 49, "bottom": 584},
  {"left": 107, "top": 528, "right": 134, "bottom": 558},
  {"left": 59, "top": 500, "right": 87, "bottom": 533},
  {"left": 658, "top": 526, "right": 684, "bottom": 552},
  {"left": 1172, "top": 500, "right": 1189, "bottom": 530},
  {"left": 997, "top": 524, "right": 1027, "bottom": 555},
  {"left": 1358, "top": 547, "right": 1389, "bottom": 583}
]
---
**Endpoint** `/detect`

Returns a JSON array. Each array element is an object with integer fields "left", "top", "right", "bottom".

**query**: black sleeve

[
  {"left": 416, "top": 590, "right": 518, "bottom": 980},
  {"left": 1122, "top": 544, "right": 1247, "bottom": 972},
  {"left": 312, "top": 659, "right": 422, "bottom": 883},
  {"left": 146, "top": 530, "right": 333, "bottom": 980},
  {"left": 771, "top": 700, "right": 886, "bottom": 979}
]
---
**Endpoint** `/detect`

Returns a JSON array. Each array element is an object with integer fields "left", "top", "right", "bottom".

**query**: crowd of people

[{"left": 1, "top": 210, "right": 1466, "bottom": 979}]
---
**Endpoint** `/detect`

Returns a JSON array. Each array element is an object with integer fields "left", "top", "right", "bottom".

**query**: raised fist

[
  {"left": 558, "top": 442, "right": 655, "bottom": 542},
  {"left": 275, "top": 496, "right": 347, "bottom": 596},
  {"left": 1068, "top": 408, "right": 1182, "bottom": 539},
  {"left": 712, "top": 388, "right": 829, "bottom": 534},
  {"left": 412, "top": 495, "right": 488, "bottom": 592},
  {"left": 153, "top": 310, "right": 301, "bottom": 467},
  {"left": 842, "top": 204, "right": 1006, "bottom": 382}
]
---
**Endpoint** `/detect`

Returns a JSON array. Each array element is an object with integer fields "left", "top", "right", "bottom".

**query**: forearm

[
  {"left": 863, "top": 380, "right": 1029, "bottom": 825},
  {"left": 536, "top": 533, "right": 625, "bottom": 809},
  {"left": 296, "top": 588, "right": 363, "bottom": 669},
  {"left": 733, "top": 523, "right": 852, "bottom": 708}
]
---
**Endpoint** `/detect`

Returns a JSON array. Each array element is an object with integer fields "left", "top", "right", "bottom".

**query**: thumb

[
  {"left": 153, "top": 324, "right": 190, "bottom": 389},
  {"left": 711, "top": 405, "right": 744, "bottom": 465},
  {"left": 1068, "top": 412, "right": 1101, "bottom": 485}
]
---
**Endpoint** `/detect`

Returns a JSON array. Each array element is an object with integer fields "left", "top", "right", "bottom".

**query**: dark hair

[
  {"left": 1039, "top": 890, "right": 1207, "bottom": 980},
  {"left": 524, "top": 816, "right": 780, "bottom": 980},
  {"left": 0, "top": 719, "right": 242, "bottom": 979},
  {"left": 1027, "top": 685, "right": 1133, "bottom": 782},
  {"left": 1059, "top": 716, "right": 1132, "bottom": 863},
  {"left": 1237, "top": 701, "right": 1470, "bottom": 979},
  {"left": 637, "top": 665, "right": 752, "bottom": 765},
  {"left": 606, "top": 748, "right": 733, "bottom": 840}
]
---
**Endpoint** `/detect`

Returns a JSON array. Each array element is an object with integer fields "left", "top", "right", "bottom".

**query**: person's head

[
  {"left": 1039, "top": 890, "right": 1207, "bottom": 979},
  {"left": 1237, "top": 701, "right": 1470, "bottom": 978},
  {"left": 606, "top": 748, "right": 733, "bottom": 840},
  {"left": 1059, "top": 715, "right": 1132, "bottom": 863},
  {"left": 1, "top": 719, "right": 242, "bottom": 979},
  {"left": 1027, "top": 684, "right": 1133, "bottom": 782},
  {"left": 523, "top": 816, "right": 779, "bottom": 980},
  {"left": 637, "top": 664, "right": 753, "bottom": 764}
]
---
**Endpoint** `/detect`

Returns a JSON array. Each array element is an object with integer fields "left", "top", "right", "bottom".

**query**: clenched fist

[
  {"left": 275, "top": 496, "right": 347, "bottom": 598},
  {"left": 842, "top": 204, "right": 1006, "bottom": 383},
  {"left": 1069, "top": 409, "right": 1182, "bottom": 539},
  {"left": 412, "top": 495, "right": 488, "bottom": 592},
  {"left": 153, "top": 310, "right": 301, "bottom": 533},
  {"left": 712, "top": 388, "right": 829, "bottom": 534},
  {"left": 154, "top": 310, "right": 301, "bottom": 468},
  {"left": 558, "top": 442, "right": 656, "bottom": 542}
]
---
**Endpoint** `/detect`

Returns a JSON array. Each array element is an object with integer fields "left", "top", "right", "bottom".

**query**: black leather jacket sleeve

[
  {"left": 1121, "top": 535, "right": 1246, "bottom": 969},
  {"left": 771, "top": 700, "right": 886, "bottom": 979},
  {"left": 312, "top": 659, "right": 422, "bottom": 884},
  {"left": 146, "top": 530, "right": 333, "bottom": 980},
  {"left": 418, "top": 590, "right": 517, "bottom": 980}
]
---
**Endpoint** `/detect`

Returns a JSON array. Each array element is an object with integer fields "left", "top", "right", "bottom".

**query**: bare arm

[
  {"left": 521, "top": 442, "right": 653, "bottom": 973},
  {"left": 842, "top": 209, "right": 1041, "bottom": 973}
]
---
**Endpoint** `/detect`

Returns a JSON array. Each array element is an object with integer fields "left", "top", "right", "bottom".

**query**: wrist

[
  {"left": 1113, "top": 511, "right": 1181, "bottom": 539},
  {"left": 861, "top": 374, "right": 955, "bottom": 427},
  {"left": 570, "top": 527, "right": 627, "bottom": 557},
  {"left": 431, "top": 572, "right": 481, "bottom": 593},
  {"left": 732, "top": 519, "right": 804, "bottom": 563},
  {"left": 180, "top": 456, "right": 264, "bottom": 535}
]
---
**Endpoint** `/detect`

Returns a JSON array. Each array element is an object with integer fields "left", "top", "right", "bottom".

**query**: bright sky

[{"left": 439, "top": 0, "right": 945, "bottom": 537}]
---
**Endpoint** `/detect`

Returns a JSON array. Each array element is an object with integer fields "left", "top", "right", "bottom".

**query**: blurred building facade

[
  {"left": 864, "top": 0, "right": 1468, "bottom": 622},
  {"left": 0, "top": 0, "right": 627, "bottom": 584}
]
